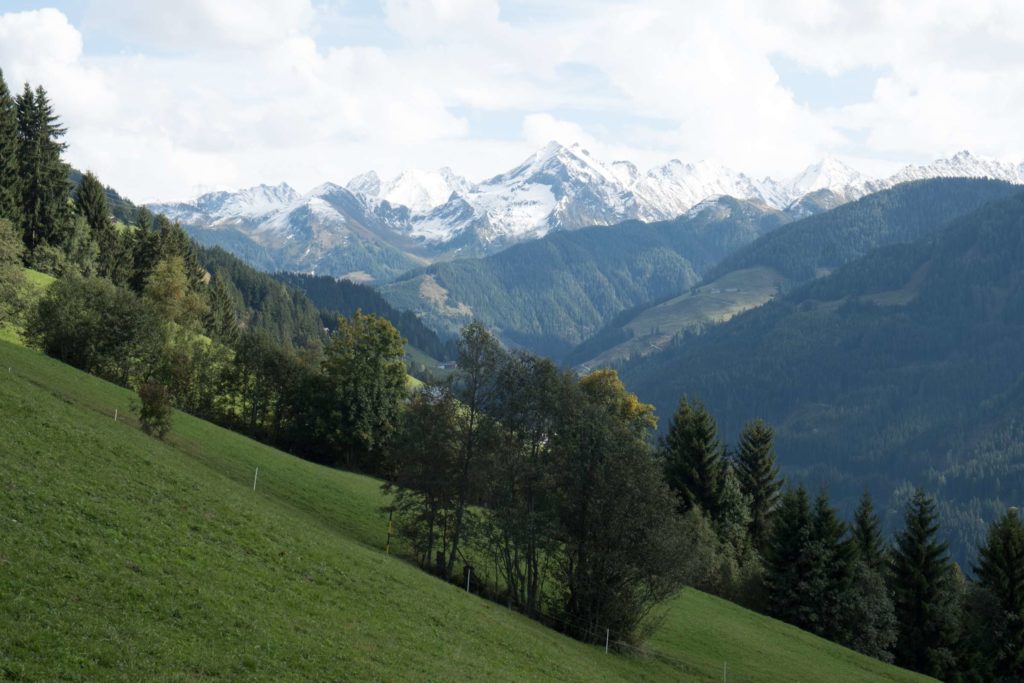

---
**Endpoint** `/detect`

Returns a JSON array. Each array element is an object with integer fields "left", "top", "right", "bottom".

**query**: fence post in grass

[
  {"left": 113, "top": 408, "right": 118, "bottom": 422},
  {"left": 385, "top": 509, "right": 393, "bottom": 555},
  {"left": 723, "top": 661, "right": 727, "bottom": 682},
  {"left": 605, "top": 629, "right": 610, "bottom": 654},
  {"left": 466, "top": 566, "right": 471, "bottom": 592},
  {"left": 253, "top": 466, "right": 259, "bottom": 492}
]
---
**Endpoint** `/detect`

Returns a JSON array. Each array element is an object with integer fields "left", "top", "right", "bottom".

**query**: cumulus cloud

[{"left": 1, "top": 1, "right": 1023, "bottom": 201}]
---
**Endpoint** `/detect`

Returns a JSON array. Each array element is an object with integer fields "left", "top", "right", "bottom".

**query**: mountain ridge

[{"left": 149, "top": 145, "right": 1024, "bottom": 283}]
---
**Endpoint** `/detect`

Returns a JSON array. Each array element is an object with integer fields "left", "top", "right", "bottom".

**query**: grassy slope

[
  {"left": 0, "top": 340, "right": 932, "bottom": 682},
  {"left": 578, "top": 267, "right": 786, "bottom": 370}
]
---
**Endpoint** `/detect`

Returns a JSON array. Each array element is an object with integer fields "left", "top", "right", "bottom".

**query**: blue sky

[{"left": 1, "top": 1, "right": 1023, "bottom": 201}]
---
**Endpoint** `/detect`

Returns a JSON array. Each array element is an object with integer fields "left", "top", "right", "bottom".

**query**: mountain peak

[
  {"left": 789, "top": 157, "right": 865, "bottom": 196},
  {"left": 346, "top": 171, "right": 382, "bottom": 197}
]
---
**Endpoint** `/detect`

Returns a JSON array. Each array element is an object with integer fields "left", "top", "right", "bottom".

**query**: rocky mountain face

[{"left": 150, "top": 145, "right": 1024, "bottom": 282}]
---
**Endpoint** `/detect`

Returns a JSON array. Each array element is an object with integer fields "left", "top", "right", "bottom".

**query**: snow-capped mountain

[
  {"left": 787, "top": 157, "right": 867, "bottom": 202},
  {"left": 151, "top": 145, "right": 1024, "bottom": 283},
  {"left": 885, "top": 150, "right": 1024, "bottom": 186},
  {"left": 346, "top": 168, "right": 470, "bottom": 213}
]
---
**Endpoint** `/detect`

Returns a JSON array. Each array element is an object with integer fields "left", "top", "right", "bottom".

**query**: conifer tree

[
  {"left": 975, "top": 507, "right": 1024, "bottom": 679},
  {"left": 16, "top": 85, "right": 70, "bottom": 251},
  {"left": 206, "top": 274, "right": 240, "bottom": 346},
  {"left": 156, "top": 215, "right": 205, "bottom": 290},
  {"left": 0, "top": 70, "right": 20, "bottom": 226},
  {"left": 851, "top": 490, "right": 887, "bottom": 573},
  {"left": 662, "top": 397, "right": 725, "bottom": 518},
  {"left": 806, "top": 491, "right": 855, "bottom": 641},
  {"left": 764, "top": 486, "right": 814, "bottom": 627},
  {"left": 891, "top": 489, "right": 959, "bottom": 678},
  {"left": 75, "top": 171, "right": 119, "bottom": 278},
  {"left": 736, "top": 419, "right": 782, "bottom": 552}
]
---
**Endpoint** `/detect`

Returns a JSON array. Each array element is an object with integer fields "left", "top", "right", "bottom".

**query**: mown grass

[{"left": 0, "top": 340, "right": 933, "bottom": 682}]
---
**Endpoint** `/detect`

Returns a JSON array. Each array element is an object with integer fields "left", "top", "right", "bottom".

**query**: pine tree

[
  {"left": 806, "top": 491, "right": 855, "bottom": 641},
  {"left": 156, "top": 215, "right": 205, "bottom": 290},
  {"left": 0, "top": 69, "right": 20, "bottom": 226},
  {"left": 764, "top": 486, "right": 814, "bottom": 628},
  {"left": 851, "top": 490, "right": 887, "bottom": 573},
  {"left": 715, "top": 463, "right": 754, "bottom": 556},
  {"left": 891, "top": 489, "right": 959, "bottom": 678},
  {"left": 75, "top": 171, "right": 118, "bottom": 278},
  {"left": 16, "top": 85, "right": 70, "bottom": 251},
  {"left": 206, "top": 274, "right": 240, "bottom": 346},
  {"left": 735, "top": 419, "right": 782, "bottom": 552},
  {"left": 662, "top": 397, "right": 725, "bottom": 518},
  {"left": 975, "top": 507, "right": 1024, "bottom": 679}
]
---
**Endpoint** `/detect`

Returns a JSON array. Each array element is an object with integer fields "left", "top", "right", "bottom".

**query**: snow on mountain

[
  {"left": 151, "top": 146, "right": 1024, "bottom": 283},
  {"left": 632, "top": 160, "right": 786, "bottom": 219},
  {"left": 347, "top": 167, "right": 470, "bottom": 213},
  {"left": 345, "top": 171, "right": 381, "bottom": 197},
  {"left": 610, "top": 160, "right": 640, "bottom": 186},
  {"left": 151, "top": 182, "right": 298, "bottom": 228},
  {"left": 787, "top": 157, "right": 868, "bottom": 201},
  {"left": 886, "top": 150, "right": 1024, "bottom": 186},
  {"left": 462, "top": 142, "right": 649, "bottom": 241}
]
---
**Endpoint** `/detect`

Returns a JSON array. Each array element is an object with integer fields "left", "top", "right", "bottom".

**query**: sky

[{"left": 1, "top": 0, "right": 1023, "bottom": 202}]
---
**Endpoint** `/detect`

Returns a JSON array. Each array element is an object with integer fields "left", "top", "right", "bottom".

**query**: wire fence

[{"left": 406, "top": 552, "right": 731, "bottom": 680}]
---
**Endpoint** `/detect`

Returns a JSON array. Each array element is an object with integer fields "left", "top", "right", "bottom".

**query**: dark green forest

[
  {"left": 382, "top": 197, "right": 790, "bottom": 358},
  {"left": 275, "top": 271, "right": 455, "bottom": 361},
  {"left": 707, "top": 177, "right": 1020, "bottom": 285},
  {"left": 622, "top": 189, "right": 1024, "bottom": 566}
]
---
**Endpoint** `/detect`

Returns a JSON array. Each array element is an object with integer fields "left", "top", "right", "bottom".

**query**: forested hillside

[
  {"left": 382, "top": 197, "right": 789, "bottom": 357},
  {"left": 568, "top": 178, "right": 1022, "bottom": 368},
  {"left": 275, "top": 271, "right": 454, "bottom": 361},
  {"left": 621, "top": 189, "right": 1024, "bottom": 563},
  {"left": 707, "top": 178, "right": 1020, "bottom": 285}
]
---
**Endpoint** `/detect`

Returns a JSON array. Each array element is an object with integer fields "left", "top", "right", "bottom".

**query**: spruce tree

[
  {"left": 736, "top": 419, "right": 782, "bottom": 552},
  {"left": 661, "top": 397, "right": 725, "bottom": 518},
  {"left": 16, "top": 85, "right": 70, "bottom": 251},
  {"left": 75, "top": 171, "right": 118, "bottom": 278},
  {"left": 0, "top": 69, "right": 20, "bottom": 226},
  {"left": 807, "top": 491, "right": 855, "bottom": 641},
  {"left": 975, "top": 507, "right": 1024, "bottom": 679},
  {"left": 206, "top": 274, "right": 240, "bottom": 346},
  {"left": 891, "top": 489, "right": 959, "bottom": 678},
  {"left": 764, "top": 486, "right": 814, "bottom": 627},
  {"left": 851, "top": 490, "right": 887, "bottom": 573}
]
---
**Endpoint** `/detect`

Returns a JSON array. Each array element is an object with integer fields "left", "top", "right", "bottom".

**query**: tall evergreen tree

[
  {"left": 0, "top": 70, "right": 20, "bottom": 226},
  {"left": 75, "top": 171, "right": 118, "bottom": 278},
  {"left": 155, "top": 215, "right": 205, "bottom": 290},
  {"left": 891, "top": 489, "right": 959, "bottom": 679},
  {"left": 764, "top": 486, "right": 814, "bottom": 628},
  {"left": 661, "top": 397, "right": 725, "bottom": 518},
  {"left": 735, "top": 419, "right": 782, "bottom": 552},
  {"left": 16, "top": 85, "right": 69, "bottom": 251},
  {"left": 206, "top": 274, "right": 240, "bottom": 346},
  {"left": 975, "top": 507, "right": 1024, "bottom": 680},
  {"left": 807, "top": 491, "right": 855, "bottom": 641},
  {"left": 851, "top": 490, "right": 887, "bottom": 573}
]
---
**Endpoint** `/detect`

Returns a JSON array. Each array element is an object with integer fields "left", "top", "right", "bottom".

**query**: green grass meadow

[{"left": 0, "top": 339, "right": 933, "bottom": 681}]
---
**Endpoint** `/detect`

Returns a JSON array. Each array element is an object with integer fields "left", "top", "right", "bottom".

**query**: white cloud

[
  {"left": 88, "top": 0, "right": 315, "bottom": 51},
  {"left": 1, "top": 1, "right": 1023, "bottom": 201}
]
